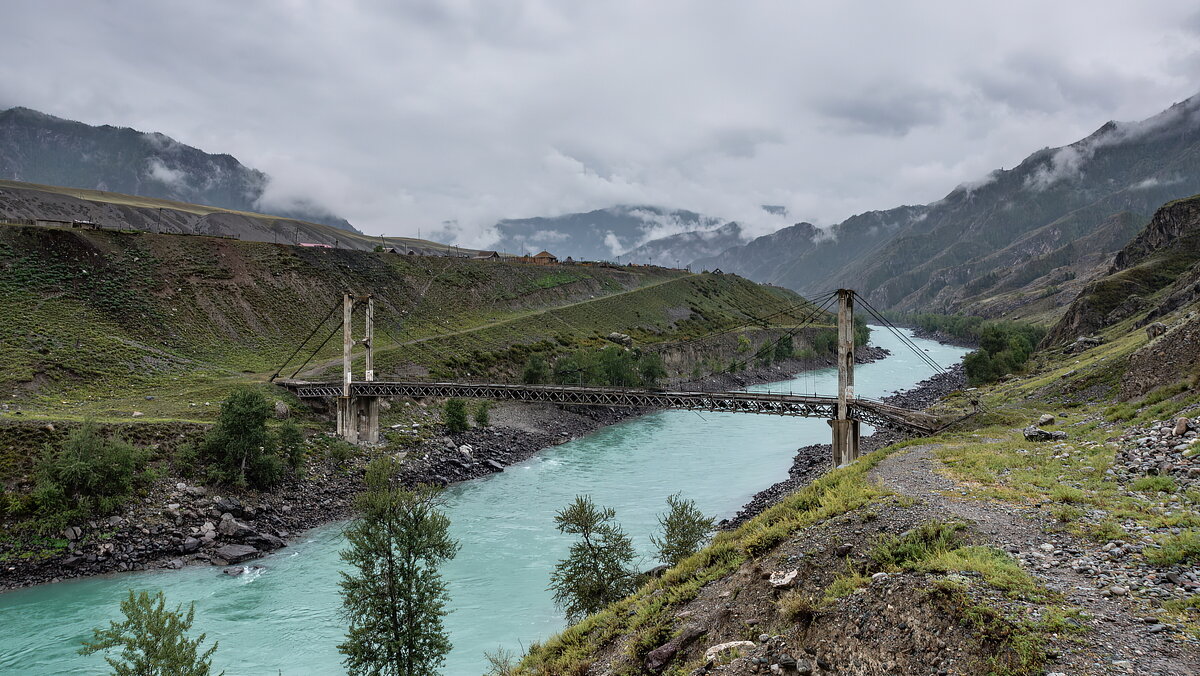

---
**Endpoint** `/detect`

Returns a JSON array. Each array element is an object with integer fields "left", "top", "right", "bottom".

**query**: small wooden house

[{"left": 532, "top": 250, "right": 558, "bottom": 265}]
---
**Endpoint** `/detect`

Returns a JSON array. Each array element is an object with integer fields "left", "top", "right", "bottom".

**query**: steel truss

[{"left": 281, "top": 380, "right": 939, "bottom": 434}]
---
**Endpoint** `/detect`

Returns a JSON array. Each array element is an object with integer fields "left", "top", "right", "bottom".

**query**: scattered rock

[
  {"left": 769, "top": 569, "right": 800, "bottom": 588},
  {"left": 274, "top": 401, "right": 291, "bottom": 419},
  {"left": 704, "top": 641, "right": 756, "bottom": 662},
  {"left": 1037, "top": 414, "right": 1056, "bottom": 426},
  {"left": 1023, "top": 425, "right": 1067, "bottom": 441}
]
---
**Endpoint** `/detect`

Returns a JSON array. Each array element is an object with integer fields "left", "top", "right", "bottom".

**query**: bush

[
  {"left": 35, "top": 423, "right": 149, "bottom": 517},
  {"left": 651, "top": 493, "right": 716, "bottom": 567},
  {"left": 444, "top": 398, "right": 469, "bottom": 434},
  {"left": 774, "top": 335, "right": 794, "bottom": 362},
  {"left": 474, "top": 402, "right": 491, "bottom": 428},
  {"left": 522, "top": 354, "right": 549, "bottom": 384},
  {"left": 198, "top": 387, "right": 284, "bottom": 488},
  {"left": 277, "top": 421, "right": 306, "bottom": 472}
]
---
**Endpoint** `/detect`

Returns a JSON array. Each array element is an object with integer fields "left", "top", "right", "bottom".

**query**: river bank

[
  {"left": 0, "top": 344, "right": 890, "bottom": 591},
  {"left": 723, "top": 363, "right": 967, "bottom": 528}
]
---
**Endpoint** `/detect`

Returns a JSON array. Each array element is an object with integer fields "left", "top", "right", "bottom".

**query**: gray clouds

[{"left": 2, "top": 1, "right": 1199, "bottom": 244}]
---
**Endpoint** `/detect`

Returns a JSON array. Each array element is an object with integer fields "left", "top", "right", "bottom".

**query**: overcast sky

[{"left": 4, "top": 1, "right": 1200, "bottom": 246}]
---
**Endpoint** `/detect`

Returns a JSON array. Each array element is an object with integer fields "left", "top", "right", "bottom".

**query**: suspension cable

[{"left": 269, "top": 299, "right": 342, "bottom": 381}]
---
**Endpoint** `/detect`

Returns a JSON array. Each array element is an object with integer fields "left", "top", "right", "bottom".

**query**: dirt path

[{"left": 870, "top": 445, "right": 1200, "bottom": 676}]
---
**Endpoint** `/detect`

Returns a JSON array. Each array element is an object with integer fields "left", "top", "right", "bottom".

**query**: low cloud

[{"left": 145, "top": 157, "right": 188, "bottom": 189}]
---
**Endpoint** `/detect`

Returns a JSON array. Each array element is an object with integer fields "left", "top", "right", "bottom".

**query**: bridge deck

[{"left": 278, "top": 380, "right": 940, "bottom": 434}]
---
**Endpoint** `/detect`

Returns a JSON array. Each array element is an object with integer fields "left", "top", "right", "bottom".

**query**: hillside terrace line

[{"left": 277, "top": 290, "right": 942, "bottom": 466}]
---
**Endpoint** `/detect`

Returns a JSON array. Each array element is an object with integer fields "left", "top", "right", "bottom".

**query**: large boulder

[{"left": 214, "top": 544, "right": 260, "bottom": 564}]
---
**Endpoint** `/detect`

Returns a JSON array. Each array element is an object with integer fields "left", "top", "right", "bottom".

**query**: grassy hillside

[{"left": 0, "top": 223, "right": 810, "bottom": 422}]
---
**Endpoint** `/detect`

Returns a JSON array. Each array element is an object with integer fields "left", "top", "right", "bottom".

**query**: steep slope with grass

[
  {"left": 0, "top": 222, "right": 811, "bottom": 423},
  {"left": 1047, "top": 192, "right": 1200, "bottom": 345}
]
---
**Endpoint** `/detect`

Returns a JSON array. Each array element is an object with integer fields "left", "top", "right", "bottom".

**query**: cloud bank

[{"left": 2, "top": 1, "right": 1199, "bottom": 245}]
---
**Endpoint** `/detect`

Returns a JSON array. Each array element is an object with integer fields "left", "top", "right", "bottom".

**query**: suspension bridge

[{"left": 275, "top": 289, "right": 946, "bottom": 466}]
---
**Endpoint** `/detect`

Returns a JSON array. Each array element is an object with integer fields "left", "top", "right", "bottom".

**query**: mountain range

[
  {"left": 689, "top": 94, "right": 1200, "bottom": 319},
  {"left": 0, "top": 106, "right": 358, "bottom": 232},
  {"left": 487, "top": 205, "right": 742, "bottom": 262}
]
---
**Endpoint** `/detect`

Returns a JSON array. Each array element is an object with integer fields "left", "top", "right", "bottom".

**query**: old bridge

[{"left": 277, "top": 289, "right": 943, "bottom": 466}]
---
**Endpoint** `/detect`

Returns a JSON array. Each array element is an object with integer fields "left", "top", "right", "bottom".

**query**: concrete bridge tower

[
  {"left": 829, "top": 288, "right": 860, "bottom": 465},
  {"left": 335, "top": 293, "right": 380, "bottom": 444}
]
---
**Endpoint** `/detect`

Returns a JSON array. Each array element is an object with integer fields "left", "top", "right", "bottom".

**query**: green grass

[
  {"left": 517, "top": 439, "right": 907, "bottom": 674},
  {"left": 1145, "top": 530, "right": 1200, "bottom": 566}
]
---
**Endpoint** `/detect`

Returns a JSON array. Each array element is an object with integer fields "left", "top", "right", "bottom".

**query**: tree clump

[
  {"left": 197, "top": 387, "right": 297, "bottom": 488},
  {"left": 34, "top": 422, "right": 150, "bottom": 519}
]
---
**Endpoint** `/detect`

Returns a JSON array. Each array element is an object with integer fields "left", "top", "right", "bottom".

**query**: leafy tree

[
  {"left": 277, "top": 420, "right": 306, "bottom": 472},
  {"left": 444, "top": 398, "right": 469, "bottom": 434},
  {"left": 736, "top": 334, "right": 751, "bottom": 353},
  {"left": 548, "top": 495, "right": 636, "bottom": 623},
  {"left": 198, "top": 387, "right": 283, "bottom": 488},
  {"left": 79, "top": 589, "right": 221, "bottom": 676},
  {"left": 637, "top": 352, "right": 667, "bottom": 388},
  {"left": 474, "top": 401, "right": 491, "bottom": 428},
  {"left": 650, "top": 493, "right": 716, "bottom": 567},
  {"left": 521, "top": 354, "right": 549, "bottom": 384},
  {"left": 35, "top": 423, "right": 148, "bottom": 517},
  {"left": 339, "top": 458, "right": 459, "bottom": 676},
  {"left": 773, "top": 335, "right": 794, "bottom": 362}
]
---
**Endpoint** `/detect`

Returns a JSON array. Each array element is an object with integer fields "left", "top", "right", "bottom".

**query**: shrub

[
  {"left": 651, "top": 493, "right": 716, "bottom": 567},
  {"left": 35, "top": 422, "right": 149, "bottom": 517},
  {"left": 198, "top": 387, "right": 284, "bottom": 488},
  {"left": 522, "top": 355, "right": 549, "bottom": 384},
  {"left": 277, "top": 420, "right": 306, "bottom": 472},
  {"left": 474, "top": 401, "right": 491, "bottom": 428},
  {"left": 444, "top": 398, "right": 469, "bottom": 434},
  {"left": 549, "top": 495, "right": 636, "bottom": 623}
]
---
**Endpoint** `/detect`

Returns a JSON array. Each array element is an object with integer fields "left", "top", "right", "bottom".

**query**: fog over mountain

[
  {"left": 694, "top": 93, "right": 1200, "bottom": 319},
  {"left": 0, "top": 107, "right": 357, "bottom": 231}
]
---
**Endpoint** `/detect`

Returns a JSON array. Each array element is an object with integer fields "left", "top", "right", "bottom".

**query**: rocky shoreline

[
  {"left": 0, "top": 344, "right": 893, "bottom": 592},
  {"left": 721, "top": 364, "right": 967, "bottom": 529}
]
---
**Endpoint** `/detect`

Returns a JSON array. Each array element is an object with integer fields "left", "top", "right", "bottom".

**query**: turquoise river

[{"left": 0, "top": 327, "right": 969, "bottom": 675}]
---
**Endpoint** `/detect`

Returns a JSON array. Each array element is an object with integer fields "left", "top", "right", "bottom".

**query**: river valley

[{"left": 0, "top": 328, "right": 970, "bottom": 675}]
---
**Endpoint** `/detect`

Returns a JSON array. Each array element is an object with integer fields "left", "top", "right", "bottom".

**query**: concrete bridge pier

[{"left": 830, "top": 288, "right": 860, "bottom": 466}]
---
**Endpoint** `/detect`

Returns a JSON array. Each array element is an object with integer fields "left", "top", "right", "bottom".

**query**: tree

[
  {"left": 651, "top": 493, "right": 716, "bottom": 567},
  {"left": 444, "top": 398, "right": 469, "bottom": 434},
  {"left": 637, "top": 352, "right": 667, "bottom": 388},
  {"left": 548, "top": 495, "right": 636, "bottom": 623},
  {"left": 79, "top": 589, "right": 221, "bottom": 676},
  {"left": 339, "top": 458, "right": 459, "bottom": 676},
  {"left": 199, "top": 387, "right": 283, "bottom": 488},
  {"left": 773, "top": 335, "right": 794, "bottom": 362},
  {"left": 521, "top": 354, "right": 549, "bottom": 384},
  {"left": 474, "top": 401, "right": 491, "bottom": 428}
]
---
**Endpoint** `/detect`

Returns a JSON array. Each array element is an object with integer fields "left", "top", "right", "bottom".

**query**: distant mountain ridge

[
  {"left": 694, "top": 93, "right": 1200, "bottom": 321},
  {"left": 488, "top": 205, "right": 728, "bottom": 261},
  {"left": 0, "top": 106, "right": 358, "bottom": 232}
]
